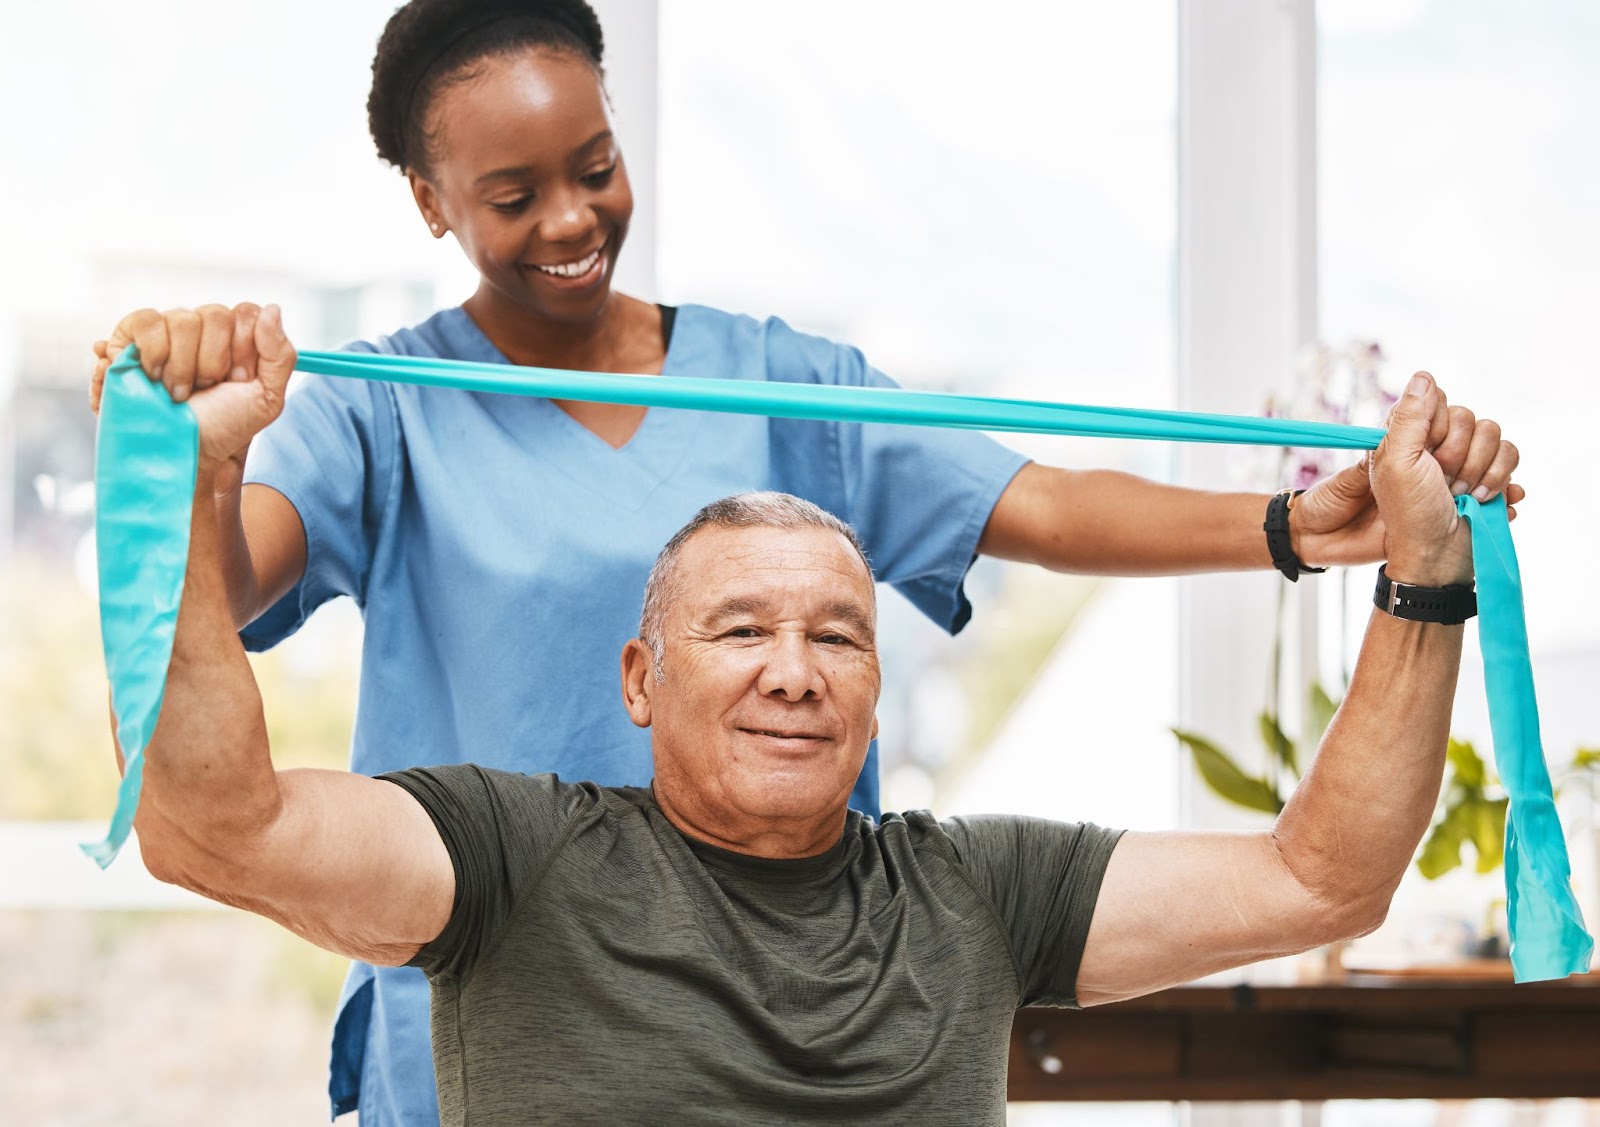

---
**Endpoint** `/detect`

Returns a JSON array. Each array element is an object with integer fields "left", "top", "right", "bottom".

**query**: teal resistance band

[
  {"left": 298, "top": 348, "right": 1388, "bottom": 449},
  {"left": 85, "top": 347, "right": 198, "bottom": 869},
  {"left": 88, "top": 345, "right": 1593, "bottom": 982}
]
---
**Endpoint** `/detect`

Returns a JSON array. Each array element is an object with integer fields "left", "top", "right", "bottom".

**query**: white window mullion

[
  {"left": 593, "top": 0, "right": 660, "bottom": 300},
  {"left": 1176, "top": 0, "right": 1320, "bottom": 828}
]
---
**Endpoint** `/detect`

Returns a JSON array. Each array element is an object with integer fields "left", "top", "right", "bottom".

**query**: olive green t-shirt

[{"left": 385, "top": 767, "right": 1122, "bottom": 1126}]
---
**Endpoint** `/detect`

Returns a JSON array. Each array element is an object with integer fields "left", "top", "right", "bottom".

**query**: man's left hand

[{"left": 1290, "top": 402, "right": 1524, "bottom": 569}]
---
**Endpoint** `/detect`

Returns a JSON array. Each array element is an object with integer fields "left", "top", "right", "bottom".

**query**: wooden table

[{"left": 1007, "top": 968, "right": 1600, "bottom": 1102}]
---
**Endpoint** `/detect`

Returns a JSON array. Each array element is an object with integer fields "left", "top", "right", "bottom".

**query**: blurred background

[{"left": 1, "top": 0, "right": 1595, "bottom": 1123}]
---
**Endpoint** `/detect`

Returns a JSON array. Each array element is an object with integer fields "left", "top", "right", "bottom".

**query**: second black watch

[
  {"left": 1372, "top": 565, "right": 1477, "bottom": 625},
  {"left": 1264, "top": 488, "right": 1327, "bottom": 583}
]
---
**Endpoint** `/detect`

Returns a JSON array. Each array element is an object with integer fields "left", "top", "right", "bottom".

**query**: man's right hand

[
  {"left": 92, "top": 303, "right": 297, "bottom": 480},
  {"left": 1369, "top": 371, "right": 1512, "bottom": 588}
]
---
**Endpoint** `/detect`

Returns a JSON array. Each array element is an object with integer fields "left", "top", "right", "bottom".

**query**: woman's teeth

[{"left": 534, "top": 248, "right": 602, "bottom": 278}]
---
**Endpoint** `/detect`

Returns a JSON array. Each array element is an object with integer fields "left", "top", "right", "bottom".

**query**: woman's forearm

[
  {"left": 210, "top": 459, "right": 307, "bottom": 631},
  {"left": 213, "top": 473, "right": 265, "bottom": 630},
  {"left": 981, "top": 463, "right": 1274, "bottom": 575}
]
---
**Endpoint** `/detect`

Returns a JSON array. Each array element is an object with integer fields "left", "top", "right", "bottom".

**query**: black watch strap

[
  {"left": 1373, "top": 564, "right": 1477, "bottom": 625},
  {"left": 1264, "top": 488, "right": 1327, "bottom": 583}
]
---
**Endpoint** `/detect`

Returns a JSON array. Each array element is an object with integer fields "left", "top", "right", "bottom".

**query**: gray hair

[{"left": 638, "top": 492, "right": 874, "bottom": 678}]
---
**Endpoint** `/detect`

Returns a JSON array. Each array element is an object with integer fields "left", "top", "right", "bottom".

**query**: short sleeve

[
  {"left": 942, "top": 815, "right": 1124, "bottom": 1008},
  {"left": 762, "top": 320, "right": 1029, "bottom": 634},
  {"left": 239, "top": 360, "right": 399, "bottom": 651},
  {"left": 381, "top": 766, "right": 599, "bottom": 983}
]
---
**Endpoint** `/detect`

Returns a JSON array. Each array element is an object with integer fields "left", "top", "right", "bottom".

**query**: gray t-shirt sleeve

[
  {"left": 941, "top": 815, "right": 1124, "bottom": 1008},
  {"left": 381, "top": 766, "right": 597, "bottom": 983}
]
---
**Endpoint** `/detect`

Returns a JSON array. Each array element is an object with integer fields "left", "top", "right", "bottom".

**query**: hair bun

[{"left": 368, "top": 0, "right": 606, "bottom": 171}]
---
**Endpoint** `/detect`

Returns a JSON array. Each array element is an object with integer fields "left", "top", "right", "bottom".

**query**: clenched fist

[
  {"left": 93, "top": 302, "right": 297, "bottom": 484},
  {"left": 1369, "top": 372, "right": 1506, "bottom": 587}
]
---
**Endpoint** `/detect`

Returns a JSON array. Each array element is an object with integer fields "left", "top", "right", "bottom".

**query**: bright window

[{"left": 659, "top": 0, "right": 1181, "bottom": 830}]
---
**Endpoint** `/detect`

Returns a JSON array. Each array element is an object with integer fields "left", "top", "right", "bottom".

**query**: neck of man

[{"left": 651, "top": 779, "right": 852, "bottom": 861}]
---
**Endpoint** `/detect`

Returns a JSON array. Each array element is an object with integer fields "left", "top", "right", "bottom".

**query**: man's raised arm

[
  {"left": 1074, "top": 371, "right": 1513, "bottom": 1005},
  {"left": 115, "top": 306, "right": 453, "bottom": 966}
]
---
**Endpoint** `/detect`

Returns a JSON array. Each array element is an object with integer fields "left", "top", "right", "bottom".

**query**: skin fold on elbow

[
  {"left": 132, "top": 805, "right": 281, "bottom": 912},
  {"left": 1267, "top": 828, "right": 1398, "bottom": 949},
  {"left": 132, "top": 816, "right": 211, "bottom": 895}
]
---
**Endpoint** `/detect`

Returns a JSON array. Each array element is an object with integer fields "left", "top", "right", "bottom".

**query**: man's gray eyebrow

[
  {"left": 701, "top": 596, "right": 768, "bottom": 623},
  {"left": 826, "top": 602, "right": 875, "bottom": 636},
  {"left": 698, "top": 596, "right": 873, "bottom": 635}
]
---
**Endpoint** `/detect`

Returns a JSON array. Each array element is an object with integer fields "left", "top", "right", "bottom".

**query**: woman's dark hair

[{"left": 368, "top": 0, "right": 606, "bottom": 174}]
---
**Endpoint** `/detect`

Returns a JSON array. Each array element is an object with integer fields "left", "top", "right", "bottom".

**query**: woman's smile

[{"left": 523, "top": 234, "right": 611, "bottom": 290}]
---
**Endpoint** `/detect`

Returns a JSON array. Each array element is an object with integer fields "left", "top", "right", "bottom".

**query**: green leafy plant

[
  {"left": 1175, "top": 692, "right": 1598, "bottom": 880},
  {"left": 1416, "top": 738, "right": 1507, "bottom": 878},
  {"left": 1171, "top": 682, "right": 1338, "bottom": 816},
  {"left": 1418, "top": 741, "right": 1600, "bottom": 879}
]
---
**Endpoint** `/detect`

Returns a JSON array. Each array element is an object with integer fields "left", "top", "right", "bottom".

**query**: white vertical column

[
  {"left": 1178, "top": 3, "right": 1319, "bottom": 1124},
  {"left": 591, "top": 0, "right": 660, "bottom": 300},
  {"left": 1177, "top": 0, "right": 1319, "bottom": 831}
]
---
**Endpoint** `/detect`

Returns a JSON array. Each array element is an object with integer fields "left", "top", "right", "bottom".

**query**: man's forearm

[
  {"left": 125, "top": 470, "right": 452, "bottom": 959},
  {"left": 981, "top": 464, "right": 1271, "bottom": 575},
  {"left": 1272, "top": 611, "right": 1463, "bottom": 925},
  {"left": 136, "top": 469, "right": 282, "bottom": 870}
]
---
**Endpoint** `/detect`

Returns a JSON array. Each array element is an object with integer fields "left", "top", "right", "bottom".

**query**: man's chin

[{"left": 723, "top": 771, "right": 853, "bottom": 823}]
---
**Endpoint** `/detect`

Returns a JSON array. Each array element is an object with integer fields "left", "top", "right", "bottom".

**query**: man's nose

[{"left": 756, "top": 634, "right": 825, "bottom": 703}]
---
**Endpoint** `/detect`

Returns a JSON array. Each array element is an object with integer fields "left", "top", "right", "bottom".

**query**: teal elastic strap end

[
  {"left": 82, "top": 345, "right": 198, "bottom": 868},
  {"left": 1456, "top": 493, "right": 1593, "bottom": 981}
]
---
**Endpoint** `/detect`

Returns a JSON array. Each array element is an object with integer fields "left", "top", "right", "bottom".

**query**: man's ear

[
  {"left": 620, "top": 639, "right": 655, "bottom": 729},
  {"left": 870, "top": 713, "right": 879, "bottom": 742}
]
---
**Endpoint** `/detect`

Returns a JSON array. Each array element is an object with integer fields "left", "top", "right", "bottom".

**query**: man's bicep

[
  {"left": 246, "top": 769, "right": 455, "bottom": 967},
  {"left": 1074, "top": 830, "right": 1328, "bottom": 1007}
]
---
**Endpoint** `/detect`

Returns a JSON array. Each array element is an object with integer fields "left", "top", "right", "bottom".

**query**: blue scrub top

[{"left": 242, "top": 302, "right": 1028, "bottom": 1124}]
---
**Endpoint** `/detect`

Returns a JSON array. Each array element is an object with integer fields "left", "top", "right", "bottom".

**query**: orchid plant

[{"left": 1261, "top": 339, "right": 1398, "bottom": 491}]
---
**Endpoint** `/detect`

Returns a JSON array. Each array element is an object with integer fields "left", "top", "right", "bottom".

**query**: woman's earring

[{"left": 430, "top": 221, "right": 444, "bottom": 235}]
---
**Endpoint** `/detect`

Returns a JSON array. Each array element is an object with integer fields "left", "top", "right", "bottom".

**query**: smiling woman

[
  {"left": 412, "top": 52, "right": 659, "bottom": 442},
  {"left": 367, "top": 0, "right": 665, "bottom": 445}
]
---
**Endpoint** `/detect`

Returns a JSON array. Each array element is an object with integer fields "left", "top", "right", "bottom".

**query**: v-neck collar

[
  {"left": 452, "top": 305, "right": 686, "bottom": 449},
  {"left": 436, "top": 305, "right": 705, "bottom": 510}
]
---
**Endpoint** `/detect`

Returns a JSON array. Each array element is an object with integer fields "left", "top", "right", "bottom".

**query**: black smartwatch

[
  {"left": 1264, "top": 488, "right": 1327, "bottom": 582},
  {"left": 1372, "top": 565, "right": 1477, "bottom": 625}
]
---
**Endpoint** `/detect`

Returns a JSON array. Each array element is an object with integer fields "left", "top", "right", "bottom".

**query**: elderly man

[{"left": 129, "top": 355, "right": 1495, "bottom": 1124}]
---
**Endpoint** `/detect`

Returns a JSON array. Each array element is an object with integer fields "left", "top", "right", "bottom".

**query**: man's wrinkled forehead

[{"left": 674, "top": 525, "right": 876, "bottom": 623}]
